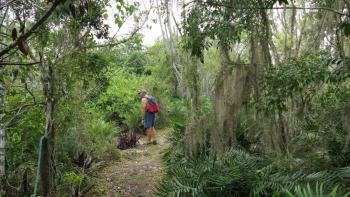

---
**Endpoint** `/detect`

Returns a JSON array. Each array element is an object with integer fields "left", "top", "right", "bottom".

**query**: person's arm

[{"left": 141, "top": 97, "right": 147, "bottom": 122}]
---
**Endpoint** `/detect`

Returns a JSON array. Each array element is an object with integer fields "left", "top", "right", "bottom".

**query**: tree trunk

[
  {"left": 184, "top": 56, "right": 204, "bottom": 155},
  {"left": 295, "top": 11, "right": 307, "bottom": 57},
  {"left": 37, "top": 57, "right": 56, "bottom": 196},
  {"left": 290, "top": 2, "right": 296, "bottom": 57},
  {"left": 0, "top": 85, "right": 5, "bottom": 176},
  {"left": 0, "top": 128, "right": 4, "bottom": 176},
  {"left": 210, "top": 47, "right": 251, "bottom": 154},
  {"left": 250, "top": 33, "right": 281, "bottom": 154},
  {"left": 278, "top": 111, "right": 288, "bottom": 153},
  {"left": 258, "top": 0, "right": 272, "bottom": 66},
  {"left": 157, "top": 0, "right": 182, "bottom": 96},
  {"left": 254, "top": 2, "right": 287, "bottom": 153}
]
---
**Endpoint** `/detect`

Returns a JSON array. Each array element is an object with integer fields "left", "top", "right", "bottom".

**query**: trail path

[{"left": 91, "top": 128, "right": 171, "bottom": 197}]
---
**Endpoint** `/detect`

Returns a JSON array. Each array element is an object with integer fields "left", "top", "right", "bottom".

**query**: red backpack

[{"left": 146, "top": 96, "right": 159, "bottom": 113}]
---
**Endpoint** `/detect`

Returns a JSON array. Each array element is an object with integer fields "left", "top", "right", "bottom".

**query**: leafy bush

[
  {"left": 161, "top": 98, "right": 187, "bottom": 167},
  {"left": 95, "top": 69, "right": 142, "bottom": 123},
  {"left": 156, "top": 149, "right": 262, "bottom": 197},
  {"left": 62, "top": 171, "right": 95, "bottom": 197},
  {"left": 97, "top": 143, "right": 121, "bottom": 161},
  {"left": 123, "top": 105, "right": 144, "bottom": 133},
  {"left": 57, "top": 109, "right": 120, "bottom": 163}
]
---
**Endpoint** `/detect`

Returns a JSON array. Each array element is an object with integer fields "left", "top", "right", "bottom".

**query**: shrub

[
  {"left": 116, "top": 129, "right": 140, "bottom": 150},
  {"left": 157, "top": 148, "right": 350, "bottom": 197},
  {"left": 98, "top": 143, "right": 121, "bottom": 160},
  {"left": 156, "top": 149, "right": 262, "bottom": 197}
]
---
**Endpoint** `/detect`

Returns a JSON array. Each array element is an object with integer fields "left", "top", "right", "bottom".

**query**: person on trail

[{"left": 138, "top": 89, "right": 158, "bottom": 145}]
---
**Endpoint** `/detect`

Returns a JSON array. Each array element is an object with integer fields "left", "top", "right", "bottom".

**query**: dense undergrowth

[
  {"left": 1, "top": 0, "right": 350, "bottom": 196},
  {"left": 156, "top": 54, "right": 350, "bottom": 197},
  {"left": 158, "top": 126, "right": 350, "bottom": 196},
  {"left": 1, "top": 38, "right": 176, "bottom": 196}
]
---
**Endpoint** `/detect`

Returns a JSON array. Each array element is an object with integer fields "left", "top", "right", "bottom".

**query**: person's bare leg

[
  {"left": 151, "top": 127, "right": 157, "bottom": 144},
  {"left": 146, "top": 128, "right": 152, "bottom": 144}
]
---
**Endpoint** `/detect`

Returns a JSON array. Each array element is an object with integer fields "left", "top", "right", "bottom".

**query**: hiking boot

[{"left": 152, "top": 140, "right": 157, "bottom": 145}]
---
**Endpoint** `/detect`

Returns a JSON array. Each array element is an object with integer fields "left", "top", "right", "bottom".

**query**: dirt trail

[{"left": 91, "top": 128, "right": 170, "bottom": 197}]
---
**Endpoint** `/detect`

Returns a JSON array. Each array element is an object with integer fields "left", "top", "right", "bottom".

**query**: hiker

[{"left": 138, "top": 89, "right": 159, "bottom": 145}]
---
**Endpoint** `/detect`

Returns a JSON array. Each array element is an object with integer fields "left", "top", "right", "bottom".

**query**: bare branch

[
  {"left": 91, "top": 21, "right": 148, "bottom": 48},
  {"left": 3, "top": 101, "right": 45, "bottom": 129},
  {"left": 0, "top": 61, "right": 40, "bottom": 66},
  {"left": 187, "top": 1, "right": 350, "bottom": 16},
  {"left": 271, "top": 6, "right": 349, "bottom": 16},
  {"left": 0, "top": 6, "right": 9, "bottom": 30},
  {"left": 91, "top": 26, "right": 142, "bottom": 48},
  {"left": 92, "top": 6, "right": 151, "bottom": 48},
  {"left": 7, "top": 102, "right": 45, "bottom": 113},
  {"left": 0, "top": 32, "right": 10, "bottom": 37},
  {"left": 0, "top": 0, "right": 16, "bottom": 10},
  {"left": 171, "top": 12, "right": 183, "bottom": 36},
  {"left": 24, "top": 82, "right": 36, "bottom": 103}
]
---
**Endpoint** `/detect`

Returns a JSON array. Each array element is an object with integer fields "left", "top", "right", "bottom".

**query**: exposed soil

[{"left": 90, "top": 128, "right": 171, "bottom": 197}]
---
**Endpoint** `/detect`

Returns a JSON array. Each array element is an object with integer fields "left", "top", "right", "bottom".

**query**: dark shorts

[{"left": 144, "top": 112, "right": 155, "bottom": 129}]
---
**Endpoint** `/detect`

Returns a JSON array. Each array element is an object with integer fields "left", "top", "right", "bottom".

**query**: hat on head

[{"left": 137, "top": 89, "right": 147, "bottom": 94}]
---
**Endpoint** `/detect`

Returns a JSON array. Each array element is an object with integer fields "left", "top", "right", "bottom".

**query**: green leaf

[{"left": 103, "top": 13, "right": 108, "bottom": 19}]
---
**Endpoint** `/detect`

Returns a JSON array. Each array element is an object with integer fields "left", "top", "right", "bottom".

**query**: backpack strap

[{"left": 145, "top": 95, "right": 156, "bottom": 106}]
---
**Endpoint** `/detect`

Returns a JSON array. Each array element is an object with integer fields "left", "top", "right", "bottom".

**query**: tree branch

[
  {"left": 0, "top": 61, "right": 41, "bottom": 66},
  {"left": 270, "top": 6, "right": 349, "bottom": 16},
  {"left": 171, "top": 12, "right": 183, "bottom": 36},
  {"left": 0, "top": 32, "right": 10, "bottom": 37},
  {"left": 0, "top": 0, "right": 63, "bottom": 58},
  {"left": 0, "top": 0, "right": 16, "bottom": 10},
  {"left": 24, "top": 82, "right": 37, "bottom": 103},
  {"left": 90, "top": 7, "right": 151, "bottom": 48},
  {"left": 3, "top": 101, "right": 45, "bottom": 129},
  {"left": 91, "top": 26, "right": 142, "bottom": 48},
  {"left": 0, "top": 6, "right": 9, "bottom": 30},
  {"left": 188, "top": 1, "right": 350, "bottom": 16}
]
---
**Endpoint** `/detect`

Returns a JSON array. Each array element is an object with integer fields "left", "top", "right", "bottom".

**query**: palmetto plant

[
  {"left": 156, "top": 149, "right": 262, "bottom": 197},
  {"left": 282, "top": 183, "right": 350, "bottom": 197},
  {"left": 156, "top": 149, "right": 350, "bottom": 197},
  {"left": 254, "top": 165, "right": 350, "bottom": 196}
]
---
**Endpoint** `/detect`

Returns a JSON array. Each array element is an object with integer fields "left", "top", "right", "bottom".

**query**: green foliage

[
  {"left": 5, "top": 106, "right": 45, "bottom": 170},
  {"left": 261, "top": 54, "right": 332, "bottom": 113},
  {"left": 91, "top": 42, "right": 173, "bottom": 130},
  {"left": 63, "top": 172, "right": 83, "bottom": 186},
  {"left": 56, "top": 104, "right": 120, "bottom": 163},
  {"left": 158, "top": 148, "right": 350, "bottom": 197},
  {"left": 254, "top": 165, "right": 350, "bottom": 196},
  {"left": 282, "top": 183, "right": 350, "bottom": 197},
  {"left": 1, "top": 0, "right": 170, "bottom": 195},
  {"left": 310, "top": 81, "right": 350, "bottom": 167},
  {"left": 161, "top": 98, "right": 188, "bottom": 167},
  {"left": 95, "top": 68, "right": 144, "bottom": 129},
  {"left": 182, "top": 0, "right": 287, "bottom": 61},
  {"left": 157, "top": 149, "right": 262, "bottom": 197},
  {"left": 61, "top": 170, "right": 95, "bottom": 197}
]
